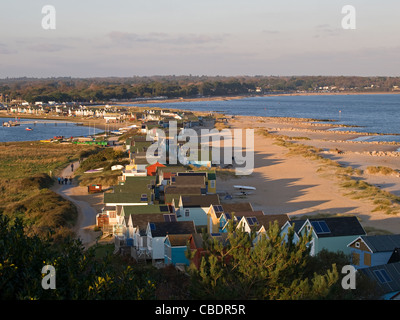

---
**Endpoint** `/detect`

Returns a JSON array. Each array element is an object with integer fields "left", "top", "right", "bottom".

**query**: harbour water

[
  {"left": 142, "top": 93, "right": 400, "bottom": 143},
  {"left": 2, "top": 94, "right": 400, "bottom": 143},
  {"left": 0, "top": 118, "right": 102, "bottom": 142}
]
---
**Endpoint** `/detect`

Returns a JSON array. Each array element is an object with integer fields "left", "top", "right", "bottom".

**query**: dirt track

[{"left": 51, "top": 161, "right": 102, "bottom": 248}]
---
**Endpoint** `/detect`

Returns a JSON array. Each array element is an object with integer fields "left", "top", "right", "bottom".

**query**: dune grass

[
  {"left": 366, "top": 166, "right": 399, "bottom": 176},
  {"left": 0, "top": 141, "right": 96, "bottom": 240},
  {"left": 257, "top": 128, "right": 400, "bottom": 215},
  {"left": 340, "top": 177, "right": 400, "bottom": 215}
]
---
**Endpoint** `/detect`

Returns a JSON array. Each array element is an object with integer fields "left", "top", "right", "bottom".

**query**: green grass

[
  {"left": 74, "top": 147, "right": 129, "bottom": 187},
  {"left": 76, "top": 170, "right": 122, "bottom": 187},
  {"left": 0, "top": 141, "right": 96, "bottom": 240},
  {"left": 0, "top": 141, "right": 96, "bottom": 179},
  {"left": 93, "top": 243, "right": 115, "bottom": 259}
]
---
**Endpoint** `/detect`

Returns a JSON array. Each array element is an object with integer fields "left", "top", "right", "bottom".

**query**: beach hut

[
  {"left": 298, "top": 216, "right": 366, "bottom": 256},
  {"left": 348, "top": 234, "right": 400, "bottom": 269},
  {"left": 146, "top": 221, "right": 196, "bottom": 262},
  {"left": 164, "top": 234, "right": 192, "bottom": 267}
]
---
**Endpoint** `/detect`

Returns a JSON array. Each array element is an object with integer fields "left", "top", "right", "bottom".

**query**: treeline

[{"left": 0, "top": 75, "right": 399, "bottom": 103}]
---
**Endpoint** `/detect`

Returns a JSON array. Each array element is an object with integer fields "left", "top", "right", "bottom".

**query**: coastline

[
  {"left": 3, "top": 89, "right": 400, "bottom": 135},
  {"left": 121, "top": 90, "right": 400, "bottom": 105},
  {"left": 0, "top": 111, "right": 127, "bottom": 133},
  {"left": 217, "top": 114, "right": 400, "bottom": 235},
  {"left": 2, "top": 96, "right": 400, "bottom": 236}
]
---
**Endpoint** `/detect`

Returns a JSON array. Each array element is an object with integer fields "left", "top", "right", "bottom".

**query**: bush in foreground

[{"left": 0, "top": 214, "right": 156, "bottom": 300}]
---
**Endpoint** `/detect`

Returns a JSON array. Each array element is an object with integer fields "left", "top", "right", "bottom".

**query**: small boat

[
  {"left": 2, "top": 120, "right": 20, "bottom": 127},
  {"left": 25, "top": 127, "right": 33, "bottom": 131}
]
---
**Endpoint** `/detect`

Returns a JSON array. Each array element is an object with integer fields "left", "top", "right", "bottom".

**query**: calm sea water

[
  {"left": 3, "top": 94, "right": 399, "bottom": 143},
  {"left": 142, "top": 94, "right": 400, "bottom": 143},
  {"left": 0, "top": 118, "right": 102, "bottom": 142}
]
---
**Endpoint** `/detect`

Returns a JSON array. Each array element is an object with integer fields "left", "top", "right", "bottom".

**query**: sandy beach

[
  {"left": 125, "top": 91, "right": 400, "bottom": 105},
  {"left": 217, "top": 115, "right": 400, "bottom": 235}
]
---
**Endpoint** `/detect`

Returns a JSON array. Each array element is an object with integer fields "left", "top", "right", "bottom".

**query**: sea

[
  {"left": 0, "top": 118, "right": 103, "bottom": 143},
  {"left": 2, "top": 94, "right": 400, "bottom": 144},
  {"left": 141, "top": 93, "right": 400, "bottom": 143}
]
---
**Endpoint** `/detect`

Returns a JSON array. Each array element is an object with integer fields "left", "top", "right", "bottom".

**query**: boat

[
  {"left": 84, "top": 168, "right": 104, "bottom": 173},
  {"left": 2, "top": 120, "right": 20, "bottom": 127},
  {"left": 25, "top": 127, "right": 33, "bottom": 131},
  {"left": 233, "top": 185, "right": 256, "bottom": 196}
]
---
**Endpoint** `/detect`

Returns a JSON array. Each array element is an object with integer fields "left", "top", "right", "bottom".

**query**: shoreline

[
  {"left": 0, "top": 112, "right": 129, "bottom": 142},
  {"left": 231, "top": 114, "right": 400, "bottom": 147},
  {"left": 117, "top": 93, "right": 400, "bottom": 140},
  {"left": 2, "top": 90, "right": 400, "bottom": 140},
  {"left": 2, "top": 109, "right": 400, "bottom": 146},
  {"left": 218, "top": 114, "right": 400, "bottom": 234},
  {"left": 120, "top": 91, "right": 400, "bottom": 105}
]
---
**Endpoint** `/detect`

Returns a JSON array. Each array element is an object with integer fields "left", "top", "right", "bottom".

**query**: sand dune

[{"left": 218, "top": 116, "right": 400, "bottom": 235}]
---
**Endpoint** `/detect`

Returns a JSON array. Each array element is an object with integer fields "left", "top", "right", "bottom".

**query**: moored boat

[{"left": 2, "top": 120, "right": 20, "bottom": 127}]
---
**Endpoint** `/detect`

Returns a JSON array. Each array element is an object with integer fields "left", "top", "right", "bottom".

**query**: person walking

[
  {"left": 57, "top": 177, "right": 61, "bottom": 184},
  {"left": 71, "top": 163, "right": 74, "bottom": 172}
]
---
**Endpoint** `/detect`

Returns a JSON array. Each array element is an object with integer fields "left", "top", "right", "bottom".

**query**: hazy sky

[{"left": 1, "top": 0, "right": 400, "bottom": 78}]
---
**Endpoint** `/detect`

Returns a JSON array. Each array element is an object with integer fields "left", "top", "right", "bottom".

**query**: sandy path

[{"left": 52, "top": 161, "right": 102, "bottom": 247}]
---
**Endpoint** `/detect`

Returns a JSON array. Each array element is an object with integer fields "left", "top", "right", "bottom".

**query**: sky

[{"left": 0, "top": 0, "right": 400, "bottom": 78}]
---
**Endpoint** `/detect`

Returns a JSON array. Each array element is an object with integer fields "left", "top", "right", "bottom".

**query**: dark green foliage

[
  {"left": 187, "top": 222, "right": 381, "bottom": 300},
  {"left": 306, "top": 250, "right": 382, "bottom": 300},
  {"left": 187, "top": 221, "right": 339, "bottom": 300},
  {"left": 1, "top": 214, "right": 381, "bottom": 300},
  {"left": 0, "top": 214, "right": 156, "bottom": 300}
]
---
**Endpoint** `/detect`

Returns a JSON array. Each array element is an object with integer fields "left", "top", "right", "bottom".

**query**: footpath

[{"left": 51, "top": 160, "right": 102, "bottom": 248}]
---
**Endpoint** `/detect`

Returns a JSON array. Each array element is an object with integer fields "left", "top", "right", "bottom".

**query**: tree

[
  {"left": 187, "top": 221, "right": 340, "bottom": 300},
  {"left": 0, "top": 214, "right": 156, "bottom": 300}
]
